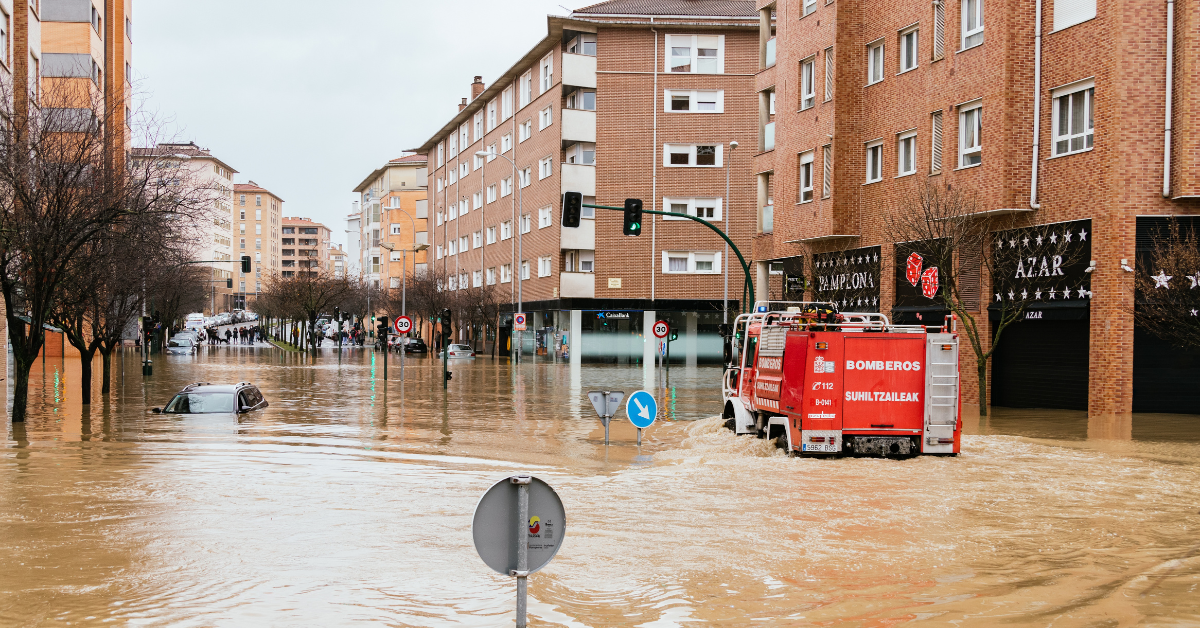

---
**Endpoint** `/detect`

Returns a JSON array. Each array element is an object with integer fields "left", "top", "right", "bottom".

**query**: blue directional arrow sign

[{"left": 626, "top": 390, "right": 658, "bottom": 429}]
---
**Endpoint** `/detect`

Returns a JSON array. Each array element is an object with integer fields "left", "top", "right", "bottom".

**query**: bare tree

[
  {"left": 0, "top": 80, "right": 213, "bottom": 421},
  {"left": 260, "top": 270, "right": 354, "bottom": 350},
  {"left": 1133, "top": 219, "right": 1200, "bottom": 351},
  {"left": 883, "top": 182, "right": 1087, "bottom": 416}
]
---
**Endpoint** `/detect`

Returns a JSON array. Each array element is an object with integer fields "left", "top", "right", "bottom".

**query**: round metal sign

[
  {"left": 626, "top": 390, "right": 658, "bottom": 429},
  {"left": 652, "top": 320, "right": 670, "bottom": 338},
  {"left": 472, "top": 476, "right": 566, "bottom": 576},
  {"left": 394, "top": 315, "right": 412, "bottom": 334}
]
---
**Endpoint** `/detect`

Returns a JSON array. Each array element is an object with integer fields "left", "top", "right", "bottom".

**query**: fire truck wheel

[{"left": 722, "top": 418, "right": 735, "bottom": 432}]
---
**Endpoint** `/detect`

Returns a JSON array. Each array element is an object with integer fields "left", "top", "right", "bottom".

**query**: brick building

[
  {"left": 755, "top": 0, "right": 1198, "bottom": 414},
  {"left": 411, "top": 0, "right": 760, "bottom": 364},
  {"left": 351, "top": 154, "right": 430, "bottom": 290},
  {"left": 281, "top": 217, "right": 331, "bottom": 279},
  {"left": 233, "top": 182, "right": 283, "bottom": 308}
]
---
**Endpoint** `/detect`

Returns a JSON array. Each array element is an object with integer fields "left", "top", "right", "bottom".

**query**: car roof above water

[{"left": 180, "top": 383, "right": 255, "bottom": 394}]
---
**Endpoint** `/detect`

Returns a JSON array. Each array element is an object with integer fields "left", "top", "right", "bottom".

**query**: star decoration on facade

[
  {"left": 1064, "top": 231, "right": 1073, "bottom": 243},
  {"left": 1035, "top": 235, "right": 1044, "bottom": 246},
  {"left": 1021, "top": 289, "right": 1028, "bottom": 299},
  {"left": 1048, "top": 289, "right": 1056, "bottom": 299},
  {"left": 1009, "top": 238, "right": 1017, "bottom": 248},
  {"left": 1192, "top": 309, "right": 1199, "bottom": 317},
  {"left": 872, "top": 296, "right": 878, "bottom": 306},
  {"left": 996, "top": 293, "right": 1003, "bottom": 302},
  {"left": 1077, "top": 287, "right": 1088, "bottom": 298},
  {"left": 873, "top": 253, "right": 879, "bottom": 262},
  {"left": 997, "top": 239, "right": 1005, "bottom": 250},
  {"left": 1022, "top": 236, "right": 1030, "bottom": 247},
  {"left": 1079, "top": 229, "right": 1088, "bottom": 241},
  {"left": 1008, "top": 290, "right": 1015, "bottom": 300},
  {"left": 1062, "top": 288, "right": 1070, "bottom": 299},
  {"left": 1189, "top": 273, "right": 1199, "bottom": 289},
  {"left": 1152, "top": 271, "right": 1172, "bottom": 289},
  {"left": 1034, "top": 290, "right": 1042, "bottom": 299},
  {"left": 1049, "top": 232, "right": 1058, "bottom": 244}
]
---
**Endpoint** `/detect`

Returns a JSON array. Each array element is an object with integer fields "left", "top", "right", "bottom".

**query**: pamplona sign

[
  {"left": 812, "top": 246, "right": 881, "bottom": 310},
  {"left": 991, "top": 219, "right": 1093, "bottom": 314}
]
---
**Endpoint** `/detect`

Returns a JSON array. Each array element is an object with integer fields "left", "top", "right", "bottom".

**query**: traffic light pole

[{"left": 582, "top": 204, "right": 755, "bottom": 312}]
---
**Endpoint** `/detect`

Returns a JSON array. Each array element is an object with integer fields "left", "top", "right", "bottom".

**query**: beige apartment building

[
  {"left": 351, "top": 154, "right": 430, "bottom": 289},
  {"left": 281, "top": 218, "right": 331, "bottom": 279},
  {"left": 233, "top": 182, "right": 283, "bottom": 308},
  {"left": 412, "top": 0, "right": 760, "bottom": 363}
]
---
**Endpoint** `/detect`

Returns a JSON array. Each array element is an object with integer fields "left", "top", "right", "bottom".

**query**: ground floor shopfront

[{"left": 756, "top": 216, "right": 1200, "bottom": 415}]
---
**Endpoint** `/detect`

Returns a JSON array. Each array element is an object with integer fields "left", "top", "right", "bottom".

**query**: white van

[{"left": 184, "top": 313, "right": 206, "bottom": 330}]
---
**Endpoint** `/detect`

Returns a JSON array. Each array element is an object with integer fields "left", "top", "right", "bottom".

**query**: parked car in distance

[
  {"left": 401, "top": 338, "right": 428, "bottom": 354},
  {"left": 166, "top": 336, "right": 197, "bottom": 355},
  {"left": 447, "top": 344, "right": 476, "bottom": 358},
  {"left": 153, "top": 383, "right": 268, "bottom": 414}
]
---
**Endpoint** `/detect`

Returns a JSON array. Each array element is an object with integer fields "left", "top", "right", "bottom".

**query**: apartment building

[
  {"left": 132, "top": 143, "right": 238, "bottom": 314},
  {"left": 37, "top": 0, "right": 132, "bottom": 134},
  {"left": 345, "top": 209, "right": 361, "bottom": 277},
  {"left": 412, "top": 0, "right": 759, "bottom": 364},
  {"left": 755, "top": 0, "right": 1198, "bottom": 414},
  {"left": 281, "top": 217, "right": 331, "bottom": 279},
  {"left": 233, "top": 182, "right": 282, "bottom": 307},
  {"left": 329, "top": 245, "right": 347, "bottom": 278},
  {"left": 351, "top": 154, "right": 429, "bottom": 290}
]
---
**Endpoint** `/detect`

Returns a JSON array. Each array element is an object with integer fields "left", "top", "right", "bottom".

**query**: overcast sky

[{"left": 137, "top": 0, "right": 589, "bottom": 245}]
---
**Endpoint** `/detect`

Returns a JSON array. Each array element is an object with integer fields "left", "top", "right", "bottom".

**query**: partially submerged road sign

[
  {"left": 514, "top": 313, "right": 528, "bottom": 331},
  {"left": 626, "top": 390, "right": 658, "bottom": 429},
  {"left": 587, "top": 391, "right": 625, "bottom": 420},
  {"left": 472, "top": 475, "right": 566, "bottom": 576}
]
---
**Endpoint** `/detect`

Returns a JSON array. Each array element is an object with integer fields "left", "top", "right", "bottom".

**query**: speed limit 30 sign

[
  {"left": 652, "top": 320, "right": 670, "bottom": 339},
  {"left": 393, "top": 315, "right": 412, "bottom": 334}
]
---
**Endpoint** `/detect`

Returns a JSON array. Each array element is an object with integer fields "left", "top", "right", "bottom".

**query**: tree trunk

[
  {"left": 80, "top": 350, "right": 95, "bottom": 404},
  {"left": 11, "top": 356, "right": 32, "bottom": 422},
  {"left": 101, "top": 350, "right": 113, "bottom": 395},
  {"left": 977, "top": 361, "right": 989, "bottom": 417}
]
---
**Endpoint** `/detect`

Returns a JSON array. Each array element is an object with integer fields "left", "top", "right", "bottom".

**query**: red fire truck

[{"left": 722, "top": 303, "right": 961, "bottom": 457}]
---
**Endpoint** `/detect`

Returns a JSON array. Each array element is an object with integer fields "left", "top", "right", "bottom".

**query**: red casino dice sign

[
  {"left": 906, "top": 252, "right": 924, "bottom": 287},
  {"left": 921, "top": 266, "right": 940, "bottom": 299}
]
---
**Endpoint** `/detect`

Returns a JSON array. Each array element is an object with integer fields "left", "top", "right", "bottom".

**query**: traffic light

[
  {"left": 226, "top": 278, "right": 233, "bottom": 289},
  {"left": 561, "top": 191, "right": 582, "bottom": 228},
  {"left": 623, "top": 198, "right": 643, "bottom": 236},
  {"left": 445, "top": 371, "right": 453, "bottom": 381},
  {"left": 376, "top": 316, "right": 389, "bottom": 328},
  {"left": 241, "top": 256, "right": 252, "bottom": 273},
  {"left": 669, "top": 329, "right": 679, "bottom": 342},
  {"left": 142, "top": 316, "right": 153, "bottom": 333}
]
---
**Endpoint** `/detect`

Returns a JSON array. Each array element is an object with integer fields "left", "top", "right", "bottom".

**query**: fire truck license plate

[{"left": 803, "top": 442, "right": 837, "bottom": 453}]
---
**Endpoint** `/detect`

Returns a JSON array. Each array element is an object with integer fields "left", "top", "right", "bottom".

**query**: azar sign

[{"left": 991, "top": 219, "right": 1092, "bottom": 308}]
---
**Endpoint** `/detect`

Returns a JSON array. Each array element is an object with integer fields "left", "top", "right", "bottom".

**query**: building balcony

[
  {"left": 560, "top": 218, "right": 595, "bottom": 250},
  {"left": 560, "top": 163, "right": 596, "bottom": 197},
  {"left": 415, "top": 199, "right": 428, "bottom": 219},
  {"left": 561, "top": 109, "right": 596, "bottom": 144},
  {"left": 560, "top": 272, "right": 595, "bottom": 299},
  {"left": 562, "top": 53, "right": 597, "bottom": 89},
  {"left": 762, "top": 122, "right": 775, "bottom": 152}
]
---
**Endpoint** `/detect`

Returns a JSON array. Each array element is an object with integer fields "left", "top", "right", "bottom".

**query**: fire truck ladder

[{"left": 925, "top": 334, "right": 960, "bottom": 428}]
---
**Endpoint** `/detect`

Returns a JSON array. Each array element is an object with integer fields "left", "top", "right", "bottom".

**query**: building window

[
  {"left": 664, "top": 197, "right": 723, "bottom": 221},
  {"left": 437, "top": 178, "right": 444, "bottom": 192},
  {"left": 537, "top": 256, "right": 552, "bottom": 278},
  {"left": 1054, "top": 0, "right": 1095, "bottom": 30},
  {"left": 539, "top": 53, "right": 555, "bottom": 93},
  {"left": 255, "top": 224, "right": 262, "bottom": 235},
  {"left": 448, "top": 275, "right": 457, "bottom": 291},
  {"left": 666, "top": 34, "right": 724, "bottom": 74},
  {"left": 824, "top": 47, "right": 834, "bottom": 101},
  {"left": 959, "top": 102, "right": 982, "bottom": 167},
  {"left": 487, "top": 185, "right": 496, "bottom": 203},
  {"left": 448, "top": 134, "right": 457, "bottom": 158},
  {"left": 501, "top": 221, "right": 512, "bottom": 240},
  {"left": 1052, "top": 82, "right": 1093, "bottom": 156},
  {"left": 474, "top": 111, "right": 484, "bottom": 141},
  {"left": 897, "top": 131, "right": 917, "bottom": 176},
  {"left": 486, "top": 144, "right": 497, "bottom": 162},
  {"left": 538, "top": 157, "right": 552, "bottom": 180},
  {"left": 822, "top": 144, "right": 833, "bottom": 198},
  {"left": 240, "top": 238, "right": 246, "bottom": 250},
  {"left": 662, "top": 251, "right": 720, "bottom": 274},
  {"left": 447, "top": 240, "right": 456, "bottom": 256},
  {"left": 800, "top": 57, "right": 815, "bottom": 109},
  {"left": 502, "top": 87, "right": 513, "bottom": 120},
  {"left": 520, "top": 214, "right": 531, "bottom": 234},
  {"left": 460, "top": 123, "right": 470, "bottom": 150},
  {"left": 391, "top": 224, "right": 403, "bottom": 235},
  {"left": 565, "top": 143, "right": 596, "bottom": 165},
  {"left": 539, "top": 206, "right": 553, "bottom": 228},
  {"left": 799, "top": 151, "right": 815, "bottom": 202},
  {"left": 899, "top": 27, "right": 919, "bottom": 72},
  {"left": 460, "top": 163, "right": 469, "bottom": 178},
  {"left": 486, "top": 267, "right": 497, "bottom": 285},
  {"left": 255, "top": 195, "right": 262, "bottom": 207},
  {"left": 520, "top": 71, "right": 532, "bottom": 108},
  {"left": 666, "top": 89, "right": 723, "bottom": 113},
  {"left": 868, "top": 41, "right": 884, "bottom": 84},
  {"left": 487, "top": 100, "right": 497, "bottom": 131},
  {"left": 0, "top": 9, "right": 9, "bottom": 67},
  {"left": 473, "top": 191, "right": 483, "bottom": 209},
  {"left": 803, "top": 0, "right": 817, "bottom": 16},
  {"left": 664, "top": 144, "right": 722, "bottom": 167},
  {"left": 866, "top": 141, "right": 883, "bottom": 183},
  {"left": 436, "top": 245, "right": 444, "bottom": 259},
  {"left": 520, "top": 261, "right": 530, "bottom": 280},
  {"left": 239, "top": 194, "right": 246, "bottom": 206},
  {"left": 448, "top": 170, "right": 457, "bottom": 185},
  {"left": 474, "top": 153, "right": 484, "bottom": 170},
  {"left": 472, "top": 271, "right": 482, "bottom": 288},
  {"left": 501, "top": 177, "right": 513, "bottom": 197},
  {"left": 459, "top": 236, "right": 469, "bottom": 253},
  {"left": 933, "top": 1, "right": 946, "bottom": 58},
  {"left": 566, "top": 88, "right": 596, "bottom": 111},
  {"left": 539, "top": 106, "right": 553, "bottom": 130},
  {"left": 962, "top": 0, "right": 984, "bottom": 49},
  {"left": 436, "top": 211, "right": 444, "bottom": 226},
  {"left": 501, "top": 264, "right": 512, "bottom": 283},
  {"left": 931, "top": 110, "right": 944, "bottom": 173},
  {"left": 567, "top": 33, "right": 596, "bottom": 55},
  {"left": 519, "top": 168, "right": 531, "bottom": 188},
  {"left": 519, "top": 120, "right": 532, "bottom": 142},
  {"left": 473, "top": 231, "right": 482, "bottom": 248},
  {"left": 502, "top": 133, "right": 513, "bottom": 153},
  {"left": 486, "top": 226, "right": 497, "bottom": 244}
]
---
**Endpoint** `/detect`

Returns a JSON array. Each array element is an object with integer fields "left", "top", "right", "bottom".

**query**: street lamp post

[
  {"left": 476, "top": 150, "right": 523, "bottom": 363},
  {"left": 725, "top": 140, "right": 738, "bottom": 324}
]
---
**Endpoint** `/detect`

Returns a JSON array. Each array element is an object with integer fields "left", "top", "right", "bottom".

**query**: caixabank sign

[
  {"left": 812, "top": 246, "right": 881, "bottom": 311},
  {"left": 989, "top": 219, "right": 1092, "bottom": 410}
]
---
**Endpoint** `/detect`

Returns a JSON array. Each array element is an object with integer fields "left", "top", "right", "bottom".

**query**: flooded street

[{"left": 2, "top": 347, "right": 1199, "bottom": 626}]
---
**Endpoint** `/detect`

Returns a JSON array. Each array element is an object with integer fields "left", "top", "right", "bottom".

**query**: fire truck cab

[{"left": 722, "top": 302, "right": 961, "bottom": 457}]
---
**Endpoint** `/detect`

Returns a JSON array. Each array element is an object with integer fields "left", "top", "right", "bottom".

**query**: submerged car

[
  {"left": 166, "top": 336, "right": 197, "bottom": 355},
  {"left": 447, "top": 344, "right": 476, "bottom": 358},
  {"left": 154, "top": 383, "right": 269, "bottom": 414}
]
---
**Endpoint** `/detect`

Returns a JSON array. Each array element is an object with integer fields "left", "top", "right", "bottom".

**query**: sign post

[
  {"left": 587, "top": 390, "right": 625, "bottom": 445},
  {"left": 473, "top": 475, "right": 566, "bottom": 628},
  {"left": 626, "top": 390, "right": 659, "bottom": 446},
  {"left": 394, "top": 315, "right": 412, "bottom": 382}
]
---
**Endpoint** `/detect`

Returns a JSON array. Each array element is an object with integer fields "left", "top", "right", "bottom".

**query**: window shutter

[
  {"left": 822, "top": 144, "right": 833, "bottom": 198},
  {"left": 824, "top": 47, "right": 834, "bottom": 101},
  {"left": 933, "top": 1, "right": 946, "bottom": 59},
  {"left": 931, "top": 111, "right": 944, "bottom": 172}
]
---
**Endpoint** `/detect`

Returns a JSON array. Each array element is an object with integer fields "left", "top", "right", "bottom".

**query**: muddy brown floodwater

[{"left": 2, "top": 347, "right": 1199, "bottom": 627}]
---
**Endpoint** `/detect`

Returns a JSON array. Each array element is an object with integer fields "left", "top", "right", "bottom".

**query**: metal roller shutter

[{"left": 991, "top": 318, "right": 1090, "bottom": 410}]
